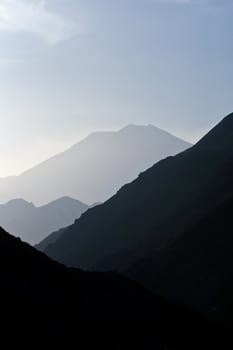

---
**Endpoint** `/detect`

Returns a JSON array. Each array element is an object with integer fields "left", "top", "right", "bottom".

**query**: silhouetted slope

[
  {"left": 35, "top": 202, "right": 101, "bottom": 251},
  {"left": 45, "top": 113, "right": 233, "bottom": 271},
  {"left": 0, "top": 196, "right": 88, "bottom": 244},
  {"left": 0, "top": 227, "right": 219, "bottom": 348},
  {"left": 128, "top": 193, "right": 233, "bottom": 325},
  {"left": 35, "top": 227, "right": 67, "bottom": 252},
  {"left": 0, "top": 125, "right": 191, "bottom": 205}
]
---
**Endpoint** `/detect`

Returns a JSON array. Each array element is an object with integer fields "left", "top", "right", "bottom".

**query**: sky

[{"left": 0, "top": 0, "right": 232, "bottom": 177}]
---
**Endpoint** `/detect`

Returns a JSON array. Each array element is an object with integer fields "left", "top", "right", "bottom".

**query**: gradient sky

[{"left": 0, "top": 0, "right": 232, "bottom": 177}]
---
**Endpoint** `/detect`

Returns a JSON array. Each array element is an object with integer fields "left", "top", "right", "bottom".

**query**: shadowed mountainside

[
  {"left": 128, "top": 192, "right": 233, "bottom": 324},
  {"left": 0, "top": 226, "right": 223, "bottom": 348},
  {"left": 35, "top": 227, "right": 67, "bottom": 251},
  {"left": 36, "top": 202, "right": 102, "bottom": 251}
]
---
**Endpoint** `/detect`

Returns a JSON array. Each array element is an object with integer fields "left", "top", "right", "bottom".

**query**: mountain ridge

[
  {"left": 0, "top": 124, "right": 191, "bottom": 205},
  {"left": 0, "top": 196, "right": 89, "bottom": 244}
]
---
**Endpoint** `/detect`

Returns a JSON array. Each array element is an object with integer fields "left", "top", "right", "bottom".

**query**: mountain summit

[{"left": 0, "top": 125, "right": 191, "bottom": 205}]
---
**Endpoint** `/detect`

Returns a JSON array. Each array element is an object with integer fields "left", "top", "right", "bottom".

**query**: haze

[{"left": 0, "top": 0, "right": 232, "bottom": 177}]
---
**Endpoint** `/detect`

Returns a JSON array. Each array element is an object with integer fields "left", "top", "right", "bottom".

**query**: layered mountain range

[
  {"left": 0, "top": 196, "right": 88, "bottom": 244},
  {"left": 45, "top": 114, "right": 233, "bottom": 267},
  {"left": 42, "top": 112, "right": 233, "bottom": 326},
  {"left": 1, "top": 114, "right": 233, "bottom": 347}
]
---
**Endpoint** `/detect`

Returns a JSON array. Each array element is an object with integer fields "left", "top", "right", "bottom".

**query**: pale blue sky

[{"left": 0, "top": 0, "right": 232, "bottom": 176}]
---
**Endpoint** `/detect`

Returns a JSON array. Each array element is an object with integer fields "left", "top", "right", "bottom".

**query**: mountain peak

[
  {"left": 45, "top": 196, "right": 88, "bottom": 208},
  {"left": 119, "top": 124, "right": 191, "bottom": 145},
  {"left": 0, "top": 124, "right": 190, "bottom": 205},
  {"left": 48, "top": 196, "right": 77, "bottom": 204},
  {"left": 120, "top": 124, "right": 159, "bottom": 133},
  {"left": 5, "top": 198, "right": 35, "bottom": 209},
  {"left": 121, "top": 123, "right": 153, "bottom": 129}
]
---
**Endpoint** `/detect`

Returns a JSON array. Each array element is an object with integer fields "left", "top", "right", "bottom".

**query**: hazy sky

[{"left": 0, "top": 0, "right": 232, "bottom": 177}]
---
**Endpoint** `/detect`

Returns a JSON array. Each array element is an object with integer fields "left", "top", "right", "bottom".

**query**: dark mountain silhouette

[
  {"left": 0, "top": 226, "right": 222, "bottom": 348},
  {"left": 0, "top": 197, "right": 88, "bottom": 244},
  {"left": 0, "top": 125, "right": 191, "bottom": 205},
  {"left": 128, "top": 193, "right": 233, "bottom": 325},
  {"left": 45, "top": 113, "right": 233, "bottom": 273}
]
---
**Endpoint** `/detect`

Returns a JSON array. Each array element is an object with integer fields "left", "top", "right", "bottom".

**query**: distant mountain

[
  {"left": 0, "top": 226, "right": 218, "bottom": 348},
  {"left": 0, "top": 125, "right": 191, "bottom": 205},
  {"left": 0, "top": 197, "right": 88, "bottom": 244},
  {"left": 129, "top": 192, "right": 233, "bottom": 324},
  {"left": 44, "top": 113, "right": 233, "bottom": 278}
]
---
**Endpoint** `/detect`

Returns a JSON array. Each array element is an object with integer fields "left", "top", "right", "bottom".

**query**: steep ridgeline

[
  {"left": 128, "top": 192, "right": 233, "bottom": 326},
  {"left": 35, "top": 227, "right": 67, "bottom": 252},
  {"left": 45, "top": 113, "right": 233, "bottom": 274},
  {"left": 0, "top": 125, "right": 191, "bottom": 205},
  {"left": 0, "top": 197, "right": 88, "bottom": 244},
  {"left": 35, "top": 203, "right": 101, "bottom": 251},
  {"left": 0, "top": 226, "right": 220, "bottom": 348}
]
